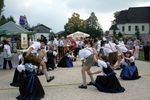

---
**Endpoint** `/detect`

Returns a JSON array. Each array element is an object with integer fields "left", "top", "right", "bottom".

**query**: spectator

[
  {"left": 3, "top": 37, "right": 13, "bottom": 70},
  {"left": 143, "top": 41, "right": 150, "bottom": 61}
]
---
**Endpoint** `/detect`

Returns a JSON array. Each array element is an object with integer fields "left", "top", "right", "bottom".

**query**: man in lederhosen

[{"left": 78, "top": 40, "right": 96, "bottom": 89}]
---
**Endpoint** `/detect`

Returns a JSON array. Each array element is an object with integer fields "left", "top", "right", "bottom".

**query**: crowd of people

[{"left": 0, "top": 34, "right": 149, "bottom": 99}]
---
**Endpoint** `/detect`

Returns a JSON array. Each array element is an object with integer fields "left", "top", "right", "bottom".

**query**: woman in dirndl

[
  {"left": 89, "top": 55, "right": 125, "bottom": 93},
  {"left": 16, "top": 52, "right": 45, "bottom": 100},
  {"left": 120, "top": 51, "right": 141, "bottom": 80}
]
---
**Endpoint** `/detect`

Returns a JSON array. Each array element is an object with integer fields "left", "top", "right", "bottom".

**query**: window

[
  {"left": 135, "top": 26, "right": 138, "bottom": 31},
  {"left": 142, "top": 25, "right": 145, "bottom": 31},
  {"left": 128, "top": 26, "right": 131, "bottom": 31},
  {"left": 122, "top": 26, "right": 125, "bottom": 32}
]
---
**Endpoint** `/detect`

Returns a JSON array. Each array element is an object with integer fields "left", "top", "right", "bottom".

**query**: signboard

[{"left": 21, "top": 33, "right": 28, "bottom": 49}]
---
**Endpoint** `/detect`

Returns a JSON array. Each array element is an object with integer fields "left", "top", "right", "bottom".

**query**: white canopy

[{"left": 67, "top": 31, "right": 90, "bottom": 39}]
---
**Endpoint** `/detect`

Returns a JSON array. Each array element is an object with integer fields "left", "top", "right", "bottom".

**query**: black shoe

[
  {"left": 47, "top": 68, "right": 52, "bottom": 71},
  {"left": 3, "top": 68, "right": 6, "bottom": 70},
  {"left": 114, "top": 67, "right": 121, "bottom": 70},
  {"left": 87, "top": 81, "right": 94, "bottom": 85},
  {"left": 37, "top": 70, "right": 44, "bottom": 76},
  {"left": 47, "top": 76, "right": 55, "bottom": 82},
  {"left": 78, "top": 85, "right": 87, "bottom": 89},
  {"left": 10, "top": 83, "right": 20, "bottom": 87}
]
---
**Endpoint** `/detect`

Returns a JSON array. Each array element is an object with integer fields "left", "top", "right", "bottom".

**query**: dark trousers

[
  {"left": 47, "top": 51, "right": 55, "bottom": 70},
  {"left": 143, "top": 46, "right": 150, "bottom": 61},
  {"left": 58, "top": 46, "right": 64, "bottom": 60},
  {"left": 3, "top": 58, "right": 13, "bottom": 69}
]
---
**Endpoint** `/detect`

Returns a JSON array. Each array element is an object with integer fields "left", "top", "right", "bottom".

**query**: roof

[
  {"left": 33, "top": 24, "right": 51, "bottom": 30},
  {"left": 109, "top": 24, "right": 119, "bottom": 30},
  {"left": 116, "top": 7, "right": 150, "bottom": 24},
  {"left": 0, "top": 21, "right": 29, "bottom": 35}
]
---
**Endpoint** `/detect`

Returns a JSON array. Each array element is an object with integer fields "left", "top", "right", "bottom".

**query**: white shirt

[
  {"left": 53, "top": 38, "right": 58, "bottom": 46},
  {"left": 3, "top": 44, "right": 11, "bottom": 58},
  {"left": 96, "top": 40, "right": 101, "bottom": 52},
  {"left": 53, "top": 38, "right": 58, "bottom": 50},
  {"left": 79, "top": 47, "right": 93, "bottom": 60},
  {"left": 119, "top": 41, "right": 124, "bottom": 44},
  {"left": 120, "top": 56, "right": 135, "bottom": 64},
  {"left": 28, "top": 41, "right": 41, "bottom": 54},
  {"left": 97, "top": 59, "right": 108, "bottom": 75},
  {"left": 104, "top": 42, "right": 117, "bottom": 52},
  {"left": 78, "top": 40, "right": 84, "bottom": 48},
  {"left": 59, "top": 40, "right": 64, "bottom": 47},
  {"left": 117, "top": 43, "right": 128, "bottom": 53},
  {"left": 101, "top": 47, "right": 113, "bottom": 56},
  {"left": 97, "top": 59, "right": 107, "bottom": 68}
]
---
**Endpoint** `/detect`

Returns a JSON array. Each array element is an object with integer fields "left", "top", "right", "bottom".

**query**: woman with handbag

[{"left": 3, "top": 38, "right": 13, "bottom": 70}]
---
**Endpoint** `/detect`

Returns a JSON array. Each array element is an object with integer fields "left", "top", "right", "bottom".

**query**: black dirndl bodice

[{"left": 94, "top": 64, "right": 125, "bottom": 93}]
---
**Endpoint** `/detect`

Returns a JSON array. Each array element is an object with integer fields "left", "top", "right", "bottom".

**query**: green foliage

[
  {"left": 113, "top": 11, "right": 120, "bottom": 24},
  {"left": 113, "top": 10, "right": 127, "bottom": 24},
  {"left": 0, "top": 0, "right": 16, "bottom": 26},
  {"left": 64, "top": 12, "right": 103, "bottom": 38},
  {"left": 64, "top": 12, "right": 85, "bottom": 34},
  {"left": 113, "top": 31, "right": 117, "bottom": 39},
  {"left": 118, "top": 32, "right": 123, "bottom": 38},
  {"left": 0, "top": 15, "right": 6, "bottom": 25},
  {"left": 85, "top": 12, "right": 103, "bottom": 38},
  {"left": 135, "top": 28, "right": 140, "bottom": 40},
  {"left": 0, "top": 0, "right": 4, "bottom": 15},
  {"left": 0, "top": 15, "right": 16, "bottom": 25}
]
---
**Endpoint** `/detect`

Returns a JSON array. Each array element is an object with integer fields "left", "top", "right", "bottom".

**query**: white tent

[{"left": 67, "top": 31, "right": 90, "bottom": 39}]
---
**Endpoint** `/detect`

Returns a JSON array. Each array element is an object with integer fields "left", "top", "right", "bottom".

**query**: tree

[
  {"left": 64, "top": 12, "right": 85, "bottom": 34},
  {"left": 112, "top": 11, "right": 120, "bottom": 24},
  {"left": 85, "top": 12, "right": 103, "bottom": 38},
  {"left": 0, "top": 0, "right": 4, "bottom": 16},
  {"left": 118, "top": 32, "right": 123, "bottom": 38},
  {"left": 7, "top": 16, "right": 16, "bottom": 23},
  {"left": 135, "top": 27, "right": 140, "bottom": 40},
  {"left": 0, "top": 15, "right": 16, "bottom": 25},
  {"left": 0, "top": 0, "right": 16, "bottom": 25},
  {"left": 64, "top": 12, "right": 103, "bottom": 38},
  {"left": 0, "top": 15, "right": 6, "bottom": 25}
]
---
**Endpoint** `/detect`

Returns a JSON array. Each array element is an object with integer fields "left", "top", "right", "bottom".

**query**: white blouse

[{"left": 3, "top": 44, "right": 11, "bottom": 58}]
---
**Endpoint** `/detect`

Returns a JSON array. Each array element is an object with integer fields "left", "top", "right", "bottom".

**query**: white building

[
  {"left": 110, "top": 7, "right": 150, "bottom": 38},
  {"left": 32, "top": 24, "right": 51, "bottom": 41}
]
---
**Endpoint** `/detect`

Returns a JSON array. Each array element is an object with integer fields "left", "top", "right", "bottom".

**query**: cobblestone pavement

[{"left": 0, "top": 59, "right": 150, "bottom": 100}]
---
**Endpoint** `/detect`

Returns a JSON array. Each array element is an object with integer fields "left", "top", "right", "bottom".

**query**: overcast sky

[{"left": 3, "top": 0, "right": 150, "bottom": 33}]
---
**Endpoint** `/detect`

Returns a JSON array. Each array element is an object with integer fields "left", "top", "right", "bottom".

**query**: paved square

[{"left": 0, "top": 60, "right": 150, "bottom": 100}]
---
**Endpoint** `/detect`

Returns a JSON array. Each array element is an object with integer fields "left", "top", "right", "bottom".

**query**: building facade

[
  {"left": 32, "top": 24, "right": 51, "bottom": 41},
  {"left": 110, "top": 7, "right": 150, "bottom": 38}
]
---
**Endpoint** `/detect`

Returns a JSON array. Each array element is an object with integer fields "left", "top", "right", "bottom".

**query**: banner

[
  {"left": 19, "top": 15, "right": 29, "bottom": 29},
  {"left": 21, "top": 33, "right": 28, "bottom": 49}
]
